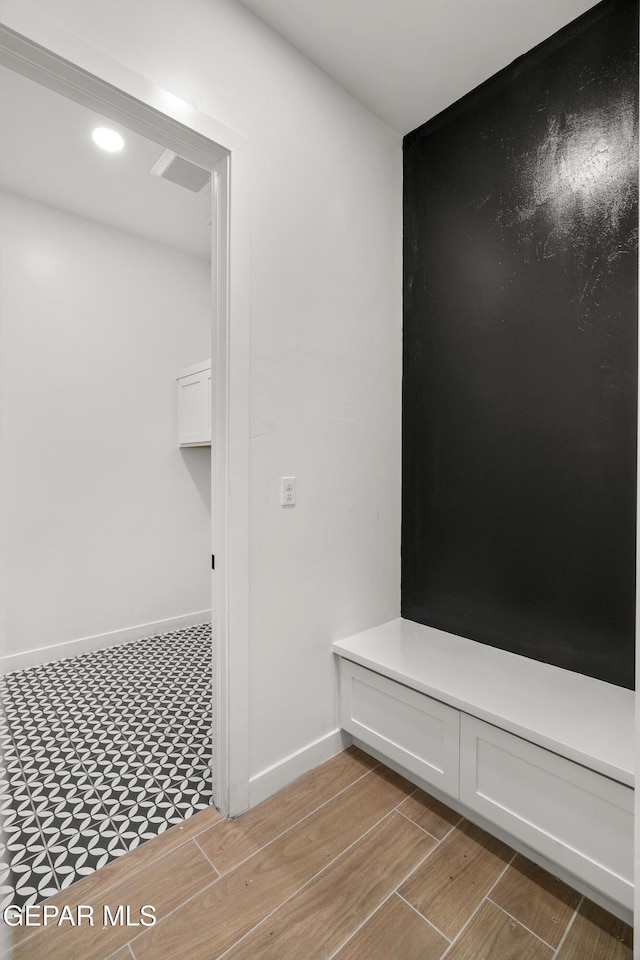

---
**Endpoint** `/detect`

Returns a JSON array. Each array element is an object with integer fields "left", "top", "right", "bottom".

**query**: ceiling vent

[{"left": 150, "top": 150, "right": 211, "bottom": 193}]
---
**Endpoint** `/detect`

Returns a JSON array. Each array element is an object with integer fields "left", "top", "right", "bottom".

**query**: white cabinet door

[
  {"left": 177, "top": 362, "right": 211, "bottom": 446},
  {"left": 459, "top": 713, "right": 633, "bottom": 912},
  {"left": 339, "top": 660, "right": 460, "bottom": 796}
]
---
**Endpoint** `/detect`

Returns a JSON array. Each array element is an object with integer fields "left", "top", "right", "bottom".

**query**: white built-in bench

[{"left": 332, "top": 618, "right": 634, "bottom": 923}]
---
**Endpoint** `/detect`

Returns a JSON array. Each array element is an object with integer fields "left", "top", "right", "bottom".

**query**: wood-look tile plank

[
  {"left": 556, "top": 898, "right": 633, "bottom": 960},
  {"left": 12, "top": 840, "right": 216, "bottom": 960},
  {"left": 221, "top": 812, "right": 436, "bottom": 960},
  {"left": 396, "top": 789, "right": 463, "bottom": 840},
  {"left": 12, "top": 803, "right": 223, "bottom": 950},
  {"left": 0, "top": 932, "right": 12, "bottom": 960},
  {"left": 131, "top": 766, "right": 414, "bottom": 960},
  {"left": 445, "top": 900, "right": 554, "bottom": 960},
  {"left": 490, "top": 854, "right": 581, "bottom": 948},
  {"left": 198, "top": 746, "right": 378, "bottom": 873},
  {"left": 333, "top": 893, "right": 448, "bottom": 960},
  {"left": 399, "top": 819, "right": 513, "bottom": 939}
]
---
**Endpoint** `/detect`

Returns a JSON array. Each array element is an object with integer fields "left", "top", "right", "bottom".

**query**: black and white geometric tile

[{"left": 0, "top": 622, "right": 213, "bottom": 911}]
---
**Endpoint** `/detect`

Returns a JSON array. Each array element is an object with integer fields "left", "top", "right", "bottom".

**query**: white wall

[
  {"left": 7, "top": 0, "right": 403, "bottom": 794},
  {"left": 0, "top": 190, "right": 212, "bottom": 663}
]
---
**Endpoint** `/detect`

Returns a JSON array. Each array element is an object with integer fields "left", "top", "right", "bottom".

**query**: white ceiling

[
  {"left": 237, "top": 0, "right": 599, "bottom": 133},
  {"left": 0, "top": 65, "right": 211, "bottom": 259}
]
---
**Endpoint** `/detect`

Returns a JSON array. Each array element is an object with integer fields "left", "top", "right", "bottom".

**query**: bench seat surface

[{"left": 332, "top": 617, "right": 634, "bottom": 786}]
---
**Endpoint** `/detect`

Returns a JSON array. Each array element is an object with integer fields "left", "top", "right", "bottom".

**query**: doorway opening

[{"left": 0, "top": 13, "right": 248, "bottom": 912}]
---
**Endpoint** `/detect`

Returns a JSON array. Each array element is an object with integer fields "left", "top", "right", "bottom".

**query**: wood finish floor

[{"left": 3, "top": 747, "right": 633, "bottom": 960}]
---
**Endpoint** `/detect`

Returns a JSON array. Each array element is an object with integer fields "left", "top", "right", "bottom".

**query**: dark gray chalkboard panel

[{"left": 402, "top": 0, "right": 638, "bottom": 689}]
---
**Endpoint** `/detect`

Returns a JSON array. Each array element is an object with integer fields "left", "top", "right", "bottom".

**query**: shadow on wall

[{"left": 180, "top": 448, "right": 211, "bottom": 510}]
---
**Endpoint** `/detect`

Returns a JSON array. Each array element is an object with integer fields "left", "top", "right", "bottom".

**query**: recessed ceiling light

[{"left": 92, "top": 127, "right": 125, "bottom": 153}]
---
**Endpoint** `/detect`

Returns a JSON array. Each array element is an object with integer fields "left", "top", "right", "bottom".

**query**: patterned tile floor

[{"left": 0, "top": 623, "right": 213, "bottom": 911}]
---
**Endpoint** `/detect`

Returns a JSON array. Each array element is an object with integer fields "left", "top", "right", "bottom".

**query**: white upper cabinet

[{"left": 177, "top": 360, "right": 211, "bottom": 447}]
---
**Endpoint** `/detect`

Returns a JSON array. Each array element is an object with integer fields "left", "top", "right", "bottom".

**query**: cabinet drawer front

[
  {"left": 459, "top": 714, "right": 633, "bottom": 910},
  {"left": 339, "top": 660, "right": 459, "bottom": 796}
]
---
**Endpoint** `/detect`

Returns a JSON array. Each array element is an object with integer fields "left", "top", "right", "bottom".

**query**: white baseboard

[
  {"left": 248, "top": 728, "right": 353, "bottom": 808},
  {"left": 0, "top": 610, "right": 212, "bottom": 674}
]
